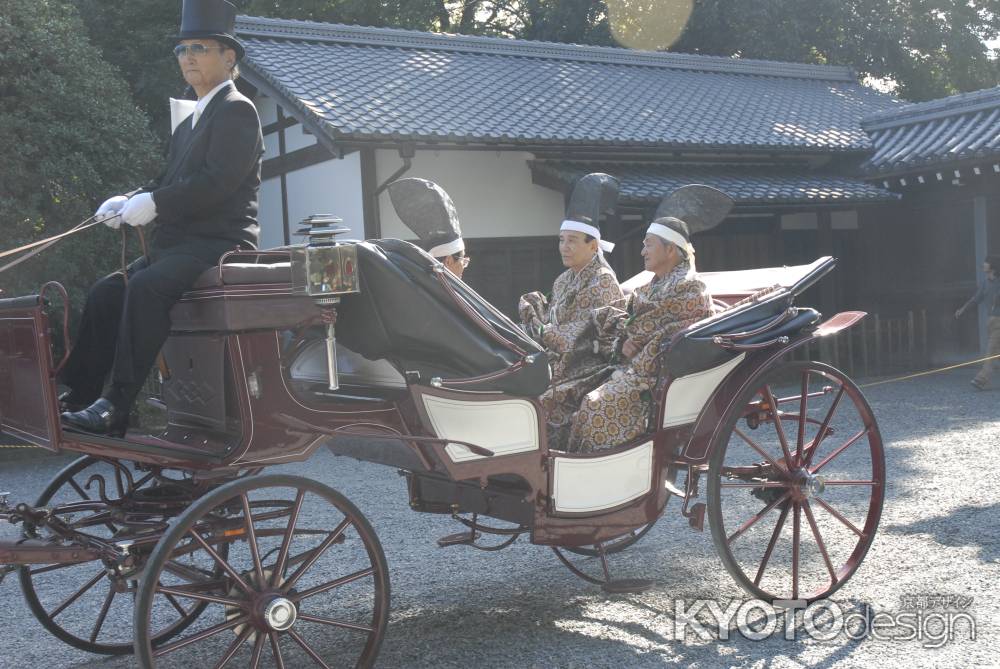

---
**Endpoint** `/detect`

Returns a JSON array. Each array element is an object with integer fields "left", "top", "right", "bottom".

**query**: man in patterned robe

[
  {"left": 519, "top": 174, "right": 626, "bottom": 450},
  {"left": 567, "top": 216, "right": 712, "bottom": 453}
]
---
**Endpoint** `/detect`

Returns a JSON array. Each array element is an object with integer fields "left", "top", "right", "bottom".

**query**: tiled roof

[
  {"left": 862, "top": 86, "right": 1000, "bottom": 176},
  {"left": 236, "top": 16, "right": 899, "bottom": 153},
  {"left": 530, "top": 161, "right": 899, "bottom": 206}
]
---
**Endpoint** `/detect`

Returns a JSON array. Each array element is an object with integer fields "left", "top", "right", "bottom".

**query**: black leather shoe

[
  {"left": 58, "top": 390, "right": 92, "bottom": 413},
  {"left": 61, "top": 398, "right": 128, "bottom": 437}
]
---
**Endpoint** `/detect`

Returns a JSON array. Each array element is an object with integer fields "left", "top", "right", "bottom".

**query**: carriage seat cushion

[{"left": 189, "top": 262, "right": 292, "bottom": 290}]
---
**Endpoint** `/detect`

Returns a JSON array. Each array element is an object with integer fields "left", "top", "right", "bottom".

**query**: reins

[{"left": 0, "top": 216, "right": 104, "bottom": 274}]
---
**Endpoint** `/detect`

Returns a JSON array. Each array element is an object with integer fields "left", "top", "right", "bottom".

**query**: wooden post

[
  {"left": 874, "top": 314, "right": 881, "bottom": 376},
  {"left": 907, "top": 311, "right": 915, "bottom": 366},
  {"left": 847, "top": 324, "right": 855, "bottom": 376},
  {"left": 861, "top": 316, "right": 869, "bottom": 377},
  {"left": 921, "top": 309, "right": 928, "bottom": 362}
]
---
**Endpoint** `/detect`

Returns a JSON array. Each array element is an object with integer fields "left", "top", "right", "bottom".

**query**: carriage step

[
  {"left": 601, "top": 578, "right": 656, "bottom": 594},
  {"left": 664, "top": 479, "right": 685, "bottom": 498},
  {"left": 687, "top": 503, "right": 706, "bottom": 531},
  {"left": 437, "top": 531, "right": 481, "bottom": 548}
]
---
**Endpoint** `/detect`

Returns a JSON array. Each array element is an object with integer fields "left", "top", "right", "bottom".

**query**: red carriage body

[{"left": 0, "top": 238, "right": 884, "bottom": 666}]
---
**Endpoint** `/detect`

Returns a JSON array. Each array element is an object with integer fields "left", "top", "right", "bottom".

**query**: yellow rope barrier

[
  {"left": 2, "top": 354, "right": 996, "bottom": 451},
  {"left": 859, "top": 353, "right": 1000, "bottom": 389}
]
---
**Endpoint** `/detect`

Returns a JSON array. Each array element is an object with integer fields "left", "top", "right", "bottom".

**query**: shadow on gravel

[{"left": 885, "top": 503, "right": 1000, "bottom": 564}]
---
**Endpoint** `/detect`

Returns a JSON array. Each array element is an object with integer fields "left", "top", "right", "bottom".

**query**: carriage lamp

[{"left": 290, "top": 215, "right": 360, "bottom": 391}]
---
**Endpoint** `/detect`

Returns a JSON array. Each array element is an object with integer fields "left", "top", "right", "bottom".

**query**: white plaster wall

[
  {"left": 256, "top": 95, "right": 278, "bottom": 127},
  {"left": 258, "top": 178, "right": 284, "bottom": 250},
  {"left": 374, "top": 149, "right": 564, "bottom": 239},
  {"left": 282, "top": 152, "right": 365, "bottom": 240},
  {"left": 283, "top": 123, "right": 318, "bottom": 153}
]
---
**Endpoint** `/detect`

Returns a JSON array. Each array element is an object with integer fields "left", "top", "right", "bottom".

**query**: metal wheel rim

[{"left": 707, "top": 360, "right": 885, "bottom": 603}]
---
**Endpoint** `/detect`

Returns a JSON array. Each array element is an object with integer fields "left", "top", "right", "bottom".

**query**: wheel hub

[
  {"left": 263, "top": 597, "right": 297, "bottom": 631},
  {"left": 797, "top": 470, "right": 826, "bottom": 498}
]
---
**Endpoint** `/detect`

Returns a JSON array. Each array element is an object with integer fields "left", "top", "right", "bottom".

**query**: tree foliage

[{"left": 0, "top": 0, "right": 160, "bottom": 307}]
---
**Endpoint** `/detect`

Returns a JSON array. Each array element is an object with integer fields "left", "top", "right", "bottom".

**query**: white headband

[
  {"left": 428, "top": 237, "right": 465, "bottom": 258},
  {"left": 646, "top": 222, "right": 689, "bottom": 249},
  {"left": 560, "top": 220, "right": 615, "bottom": 253}
]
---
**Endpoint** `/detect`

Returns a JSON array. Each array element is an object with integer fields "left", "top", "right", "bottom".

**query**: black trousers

[{"left": 60, "top": 250, "right": 217, "bottom": 410}]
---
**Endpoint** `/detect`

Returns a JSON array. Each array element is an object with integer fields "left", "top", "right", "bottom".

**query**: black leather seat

[
  {"left": 188, "top": 262, "right": 292, "bottom": 290},
  {"left": 334, "top": 240, "right": 549, "bottom": 397}
]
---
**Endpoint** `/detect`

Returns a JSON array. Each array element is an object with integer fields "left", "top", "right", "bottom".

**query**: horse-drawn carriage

[{"left": 0, "top": 219, "right": 884, "bottom": 666}]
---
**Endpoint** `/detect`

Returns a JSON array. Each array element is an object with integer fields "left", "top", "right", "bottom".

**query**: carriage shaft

[{"left": 0, "top": 539, "right": 101, "bottom": 565}]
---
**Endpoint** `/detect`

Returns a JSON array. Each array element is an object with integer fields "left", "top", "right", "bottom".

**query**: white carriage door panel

[
  {"left": 284, "top": 154, "right": 364, "bottom": 240},
  {"left": 420, "top": 395, "right": 540, "bottom": 462},
  {"left": 662, "top": 353, "right": 746, "bottom": 428},
  {"left": 374, "top": 149, "right": 564, "bottom": 240},
  {"left": 552, "top": 442, "right": 653, "bottom": 514}
]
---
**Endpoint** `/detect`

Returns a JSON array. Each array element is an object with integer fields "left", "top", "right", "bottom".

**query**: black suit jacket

[{"left": 145, "top": 81, "right": 263, "bottom": 254}]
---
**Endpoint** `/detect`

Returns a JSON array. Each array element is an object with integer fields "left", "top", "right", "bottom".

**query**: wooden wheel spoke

[
  {"left": 114, "top": 468, "right": 126, "bottom": 498},
  {"left": 813, "top": 496, "right": 866, "bottom": 537},
  {"left": 241, "top": 493, "right": 266, "bottom": 587},
  {"left": 811, "top": 426, "right": 871, "bottom": 474},
  {"left": 796, "top": 371, "right": 810, "bottom": 467},
  {"left": 212, "top": 625, "right": 253, "bottom": 669},
  {"left": 762, "top": 384, "right": 794, "bottom": 466},
  {"left": 733, "top": 427, "right": 789, "bottom": 475},
  {"left": 88, "top": 586, "right": 116, "bottom": 643},
  {"left": 161, "top": 585, "right": 190, "bottom": 618},
  {"left": 822, "top": 480, "right": 879, "bottom": 486},
  {"left": 801, "top": 385, "right": 846, "bottom": 468},
  {"left": 792, "top": 502, "right": 801, "bottom": 600},
  {"left": 282, "top": 516, "right": 352, "bottom": 594},
  {"left": 753, "top": 501, "right": 790, "bottom": 586},
  {"left": 288, "top": 628, "right": 333, "bottom": 669},
  {"left": 50, "top": 569, "right": 104, "bottom": 618},
  {"left": 156, "top": 584, "right": 241, "bottom": 608},
  {"left": 154, "top": 615, "right": 249, "bottom": 657},
  {"left": 271, "top": 489, "right": 306, "bottom": 588},
  {"left": 29, "top": 562, "right": 78, "bottom": 576},
  {"left": 292, "top": 567, "right": 376, "bottom": 603},
  {"left": 164, "top": 557, "right": 220, "bottom": 584},
  {"left": 269, "top": 631, "right": 286, "bottom": 669},
  {"left": 802, "top": 500, "right": 837, "bottom": 584},
  {"left": 727, "top": 490, "right": 792, "bottom": 545},
  {"left": 297, "top": 612, "right": 374, "bottom": 633},
  {"left": 249, "top": 632, "right": 266, "bottom": 669},
  {"left": 67, "top": 477, "right": 90, "bottom": 501},
  {"left": 188, "top": 529, "right": 255, "bottom": 595},
  {"left": 720, "top": 481, "right": 789, "bottom": 489}
]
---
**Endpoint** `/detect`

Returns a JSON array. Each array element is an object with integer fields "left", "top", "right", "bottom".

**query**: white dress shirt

[{"left": 191, "top": 80, "right": 231, "bottom": 128}]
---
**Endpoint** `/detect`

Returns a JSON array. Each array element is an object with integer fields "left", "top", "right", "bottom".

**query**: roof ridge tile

[{"left": 236, "top": 14, "right": 856, "bottom": 81}]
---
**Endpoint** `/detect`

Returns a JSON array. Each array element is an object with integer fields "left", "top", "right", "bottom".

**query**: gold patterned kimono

[
  {"left": 519, "top": 254, "right": 626, "bottom": 450},
  {"left": 566, "top": 261, "right": 712, "bottom": 453}
]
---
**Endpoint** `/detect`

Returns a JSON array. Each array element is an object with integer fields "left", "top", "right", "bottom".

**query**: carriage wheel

[
  {"left": 134, "top": 474, "right": 390, "bottom": 668},
  {"left": 19, "top": 456, "right": 218, "bottom": 655},
  {"left": 707, "top": 360, "right": 885, "bottom": 603}
]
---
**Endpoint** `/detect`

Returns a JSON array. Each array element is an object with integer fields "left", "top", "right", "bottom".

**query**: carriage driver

[{"left": 60, "top": 0, "right": 263, "bottom": 436}]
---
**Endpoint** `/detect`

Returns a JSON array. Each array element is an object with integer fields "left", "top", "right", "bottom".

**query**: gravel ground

[{"left": 0, "top": 367, "right": 997, "bottom": 668}]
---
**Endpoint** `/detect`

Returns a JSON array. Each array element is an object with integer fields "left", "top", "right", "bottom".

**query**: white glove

[
  {"left": 121, "top": 192, "right": 158, "bottom": 227},
  {"left": 95, "top": 195, "right": 128, "bottom": 229}
]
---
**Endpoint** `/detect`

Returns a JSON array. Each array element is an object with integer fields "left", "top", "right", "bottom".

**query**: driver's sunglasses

[{"left": 174, "top": 43, "right": 226, "bottom": 58}]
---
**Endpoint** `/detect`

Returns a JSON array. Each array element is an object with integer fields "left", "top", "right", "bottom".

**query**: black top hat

[{"left": 176, "top": 0, "right": 245, "bottom": 60}]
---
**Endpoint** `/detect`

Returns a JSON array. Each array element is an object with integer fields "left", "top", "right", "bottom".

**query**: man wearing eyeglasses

[{"left": 60, "top": 0, "right": 263, "bottom": 436}]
